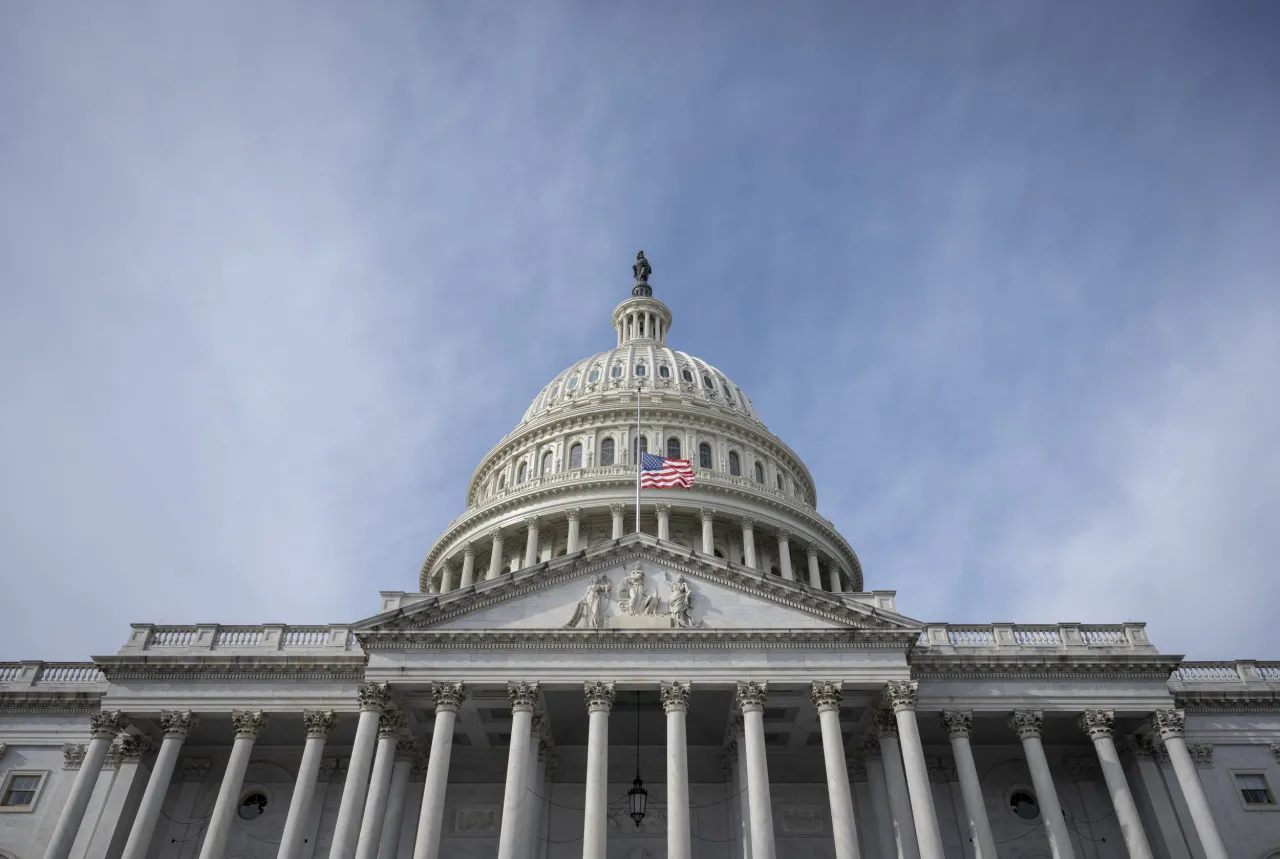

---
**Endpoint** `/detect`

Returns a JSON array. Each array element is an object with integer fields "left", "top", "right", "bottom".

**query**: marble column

[
  {"left": 355, "top": 711, "right": 407, "bottom": 859},
  {"left": 940, "top": 711, "right": 996, "bottom": 859},
  {"left": 531, "top": 741, "right": 552, "bottom": 859},
  {"left": 566, "top": 509, "right": 581, "bottom": 553},
  {"left": 437, "top": 563, "right": 453, "bottom": 594},
  {"left": 884, "top": 683, "right": 943, "bottom": 859},
  {"left": 1008, "top": 710, "right": 1076, "bottom": 859},
  {"left": 521, "top": 715, "right": 544, "bottom": 859},
  {"left": 729, "top": 717, "right": 753, "bottom": 859},
  {"left": 1077, "top": 710, "right": 1152, "bottom": 859},
  {"left": 737, "top": 682, "right": 776, "bottom": 859},
  {"left": 119, "top": 712, "right": 197, "bottom": 859},
  {"left": 806, "top": 547, "right": 822, "bottom": 589},
  {"left": 376, "top": 739, "right": 417, "bottom": 859},
  {"left": 656, "top": 504, "right": 671, "bottom": 541},
  {"left": 740, "top": 520, "right": 758, "bottom": 570},
  {"left": 1154, "top": 709, "right": 1228, "bottom": 859},
  {"left": 873, "top": 710, "right": 919, "bottom": 859},
  {"left": 487, "top": 529, "right": 505, "bottom": 579},
  {"left": 412, "top": 682, "right": 466, "bottom": 859},
  {"left": 582, "top": 682, "right": 615, "bottom": 859},
  {"left": 662, "top": 682, "right": 692, "bottom": 859},
  {"left": 523, "top": 517, "right": 540, "bottom": 568},
  {"left": 278, "top": 711, "right": 338, "bottom": 859},
  {"left": 776, "top": 532, "right": 794, "bottom": 581},
  {"left": 828, "top": 567, "right": 843, "bottom": 594},
  {"left": 610, "top": 504, "right": 625, "bottom": 539},
  {"left": 459, "top": 543, "right": 476, "bottom": 589},
  {"left": 198, "top": 711, "right": 268, "bottom": 859},
  {"left": 330, "top": 683, "right": 390, "bottom": 859},
  {"left": 811, "top": 682, "right": 860, "bottom": 859},
  {"left": 700, "top": 508, "right": 716, "bottom": 555},
  {"left": 496, "top": 682, "right": 539, "bottom": 859},
  {"left": 43, "top": 711, "right": 127, "bottom": 859},
  {"left": 861, "top": 739, "right": 898, "bottom": 859}
]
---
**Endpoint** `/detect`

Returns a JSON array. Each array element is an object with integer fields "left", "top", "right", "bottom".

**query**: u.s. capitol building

[{"left": 2, "top": 256, "right": 1278, "bottom": 859}]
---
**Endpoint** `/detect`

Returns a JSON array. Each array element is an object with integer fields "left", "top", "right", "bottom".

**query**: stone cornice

[
  {"left": 358, "top": 628, "right": 914, "bottom": 652},
  {"left": 909, "top": 653, "right": 1184, "bottom": 681},
  {"left": 0, "top": 692, "right": 104, "bottom": 715},
  {"left": 377, "top": 539, "right": 904, "bottom": 638},
  {"left": 1173, "top": 690, "right": 1280, "bottom": 712},
  {"left": 92, "top": 654, "right": 368, "bottom": 681}
]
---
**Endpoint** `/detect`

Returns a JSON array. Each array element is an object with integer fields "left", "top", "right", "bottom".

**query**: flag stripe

[{"left": 640, "top": 454, "right": 695, "bottom": 489}]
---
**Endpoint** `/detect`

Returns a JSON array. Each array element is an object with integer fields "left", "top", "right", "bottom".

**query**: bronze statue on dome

[{"left": 632, "top": 250, "right": 652, "bottom": 284}]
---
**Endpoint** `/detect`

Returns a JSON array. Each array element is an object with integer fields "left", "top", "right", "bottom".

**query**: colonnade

[
  {"left": 40, "top": 685, "right": 1229, "bottom": 859},
  {"left": 431, "top": 504, "right": 849, "bottom": 594}
]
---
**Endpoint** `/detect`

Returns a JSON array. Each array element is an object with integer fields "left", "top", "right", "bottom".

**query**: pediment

[{"left": 356, "top": 536, "right": 920, "bottom": 640}]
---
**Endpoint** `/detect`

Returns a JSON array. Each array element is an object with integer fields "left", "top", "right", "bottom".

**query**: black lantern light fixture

[{"left": 627, "top": 692, "right": 647, "bottom": 827}]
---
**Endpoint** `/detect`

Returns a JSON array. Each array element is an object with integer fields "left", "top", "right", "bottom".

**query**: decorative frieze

[
  {"left": 231, "top": 709, "right": 268, "bottom": 739},
  {"left": 872, "top": 709, "right": 898, "bottom": 739},
  {"left": 62, "top": 743, "right": 86, "bottom": 769},
  {"left": 161, "top": 710, "right": 199, "bottom": 739},
  {"left": 660, "top": 681, "right": 691, "bottom": 713},
  {"left": 584, "top": 681, "right": 616, "bottom": 713},
  {"left": 1008, "top": 709, "right": 1044, "bottom": 740},
  {"left": 1079, "top": 709, "right": 1114, "bottom": 740},
  {"left": 735, "top": 681, "right": 768, "bottom": 713},
  {"left": 378, "top": 710, "right": 407, "bottom": 739},
  {"left": 810, "top": 680, "right": 842, "bottom": 713},
  {"left": 303, "top": 710, "right": 339, "bottom": 738},
  {"left": 89, "top": 709, "right": 127, "bottom": 740},
  {"left": 431, "top": 681, "right": 467, "bottom": 713},
  {"left": 941, "top": 710, "right": 972, "bottom": 738},
  {"left": 1153, "top": 709, "right": 1185, "bottom": 739},
  {"left": 181, "top": 758, "right": 211, "bottom": 782},
  {"left": 358, "top": 681, "right": 392, "bottom": 713},
  {"left": 884, "top": 680, "right": 918, "bottom": 713}
]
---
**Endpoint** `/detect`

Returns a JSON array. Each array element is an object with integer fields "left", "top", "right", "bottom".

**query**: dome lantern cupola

[{"left": 614, "top": 250, "right": 672, "bottom": 346}]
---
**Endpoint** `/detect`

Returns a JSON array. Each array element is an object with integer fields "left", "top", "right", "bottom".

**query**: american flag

[{"left": 640, "top": 452, "right": 695, "bottom": 489}]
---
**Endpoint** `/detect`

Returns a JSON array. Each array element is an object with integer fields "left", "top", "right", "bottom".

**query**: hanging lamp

[{"left": 627, "top": 691, "right": 648, "bottom": 827}]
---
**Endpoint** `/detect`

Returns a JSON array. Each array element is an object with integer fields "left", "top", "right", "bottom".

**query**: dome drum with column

[{"left": 421, "top": 266, "right": 863, "bottom": 595}]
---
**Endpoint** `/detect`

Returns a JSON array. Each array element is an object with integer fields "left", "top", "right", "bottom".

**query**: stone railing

[
  {"left": 1172, "top": 661, "right": 1280, "bottom": 684},
  {"left": 120, "top": 623, "right": 358, "bottom": 654},
  {"left": 917, "top": 622, "right": 1156, "bottom": 652},
  {"left": 0, "top": 662, "right": 107, "bottom": 687}
]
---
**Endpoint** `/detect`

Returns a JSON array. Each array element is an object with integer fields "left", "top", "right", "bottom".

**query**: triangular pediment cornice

[{"left": 356, "top": 534, "right": 920, "bottom": 643}]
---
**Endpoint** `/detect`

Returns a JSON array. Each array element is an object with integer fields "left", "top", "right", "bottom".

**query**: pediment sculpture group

[{"left": 563, "top": 565, "right": 699, "bottom": 629}]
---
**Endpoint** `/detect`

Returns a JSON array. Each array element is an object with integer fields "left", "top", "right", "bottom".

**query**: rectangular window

[
  {"left": 1, "top": 771, "right": 47, "bottom": 811},
  {"left": 1235, "top": 772, "right": 1275, "bottom": 805}
]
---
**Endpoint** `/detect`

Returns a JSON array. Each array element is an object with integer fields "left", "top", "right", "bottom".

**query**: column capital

[
  {"left": 655, "top": 503, "right": 671, "bottom": 516},
  {"left": 394, "top": 738, "right": 418, "bottom": 761},
  {"left": 1153, "top": 708, "right": 1185, "bottom": 739},
  {"left": 739, "top": 517, "right": 756, "bottom": 530},
  {"left": 90, "top": 710, "right": 128, "bottom": 740},
  {"left": 231, "top": 710, "right": 268, "bottom": 739},
  {"left": 859, "top": 737, "right": 882, "bottom": 761},
  {"left": 538, "top": 738, "right": 555, "bottom": 763},
  {"left": 565, "top": 507, "right": 581, "bottom": 522},
  {"left": 62, "top": 743, "right": 86, "bottom": 769},
  {"left": 884, "top": 680, "right": 918, "bottom": 713},
  {"left": 160, "top": 710, "right": 199, "bottom": 740},
  {"left": 119, "top": 735, "right": 156, "bottom": 761},
  {"left": 181, "top": 758, "right": 211, "bottom": 782},
  {"left": 523, "top": 515, "right": 540, "bottom": 529},
  {"left": 728, "top": 712, "right": 745, "bottom": 737},
  {"left": 1008, "top": 709, "right": 1044, "bottom": 740},
  {"left": 584, "top": 681, "right": 616, "bottom": 713},
  {"left": 462, "top": 541, "right": 475, "bottom": 557},
  {"left": 488, "top": 527, "right": 504, "bottom": 541},
  {"left": 1078, "top": 708, "right": 1114, "bottom": 740},
  {"left": 431, "top": 681, "right": 467, "bottom": 713},
  {"left": 661, "top": 681, "right": 692, "bottom": 713},
  {"left": 776, "top": 529, "right": 790, "bottom": 542},
  {"left": 1187, "top": 743, "right": 1214, "bottom": 768},
  {"left": 872, "top": 709, "right": 898, "bottom": 738},
  {"left": 303, "top": 710, "right": 338, "bottom": 739},
  {"left": 941, "top": 709, "right": 972, "bottom": 738},
  {"left": 531, "top": 712, "right": 549, "bottom": 739},
  {"left": 508, "top": 681, "right": 540, "bottom": 713},
  {"left": 358, "top": 681, "right": 392, "bottom": 713},
  {"left": 318, "top": 757, "right": 347, "bottom": 782},
  {"left": 609, "top": 502, "right": 626, "bottom": 517},
  {"left": 735, "top": 680, "right": 768, "bottom": 713},
  {"left": 699, "top": 507, "right": 717, "bottom": 523},
  {"left": 378, "top": 710, "right": 407, "bottom": 739},
  {"left": 810, "top": 680, "right": 842, "bottom": 713},
  {"left": 806, "top": 544, "right": 820, "bottom": 559}
]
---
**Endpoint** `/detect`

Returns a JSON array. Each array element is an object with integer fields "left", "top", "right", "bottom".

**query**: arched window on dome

[
  {"left": 569, "top": 443, "right": 583, "bottom": 469},
  {"left": 667, "top": 437, "right": 681, "bottom": 459},
  {"left": 722, "top": 382, "right": 734, "bottom": 402},
  {"left": 635, "top": 364, "right": 646, "bottom": 377},
  {"left": 776, "top": 473, "right": 783, "bottom": 491},
  {"left": 567, "top": 376, "right": 579, "bottom": 389},
  {"left": 498, "top": 473, "right": 506, "bottom": 491},
  {"left": 702, "top": 374, "right": 714, "bottom": 389},
  {"left": 699, "top": 442, "right": 712, "bottom": 469},
  {"left": 612, "top": 365, "right": 623, "bottom": 378},
  {"left": 754, "top": 461, "right": 765, "bottom": 483},
  {"left": 681, "top": 368, "right": 694, "bottom": 383},
  {"left": 632, "top": 435, "right": 649, "bottom": 463},
  {"left": 728, "top": 451, "right": 741, "bottom": 476},
  {"left": 542, "top": 451, "right": 554, "bottom": 476},
  {"left": 658, "top": 365, "right": 670, "bottom": 378},
  {"left": 601, "top": 438, "right": 615, "bottom": 466},
  {"left": 517, "top": 462, "right": 528, "bottom": 484}
]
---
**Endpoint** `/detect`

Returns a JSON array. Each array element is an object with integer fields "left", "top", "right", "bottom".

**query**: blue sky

[{"left": 2, "top": 2, "right": 1277, "bottom": 661}]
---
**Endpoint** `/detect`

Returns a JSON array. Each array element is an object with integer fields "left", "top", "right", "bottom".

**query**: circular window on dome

[
  {"left": 635, "top": 364, "right": 646, "bottom": 376},
  {"left": 1007, "top": 787, "right": 1039, "bottom": 821},
  {"left": 658, "top": 365, "right": 670, "bottom": 378},
  {"left": 238, "top": 790, "right": 269, "bottom": 821},
  {"left": 681, "top": 368, "right": 693, "bottom": 383},
  {"left": 567, "top": 376, "right": 578, "bottom": 389},
  {"left": 587, "top": 369, "right": 600, "bottom": 383},
  {"left": 702, "top": 374, "right": 713, "bottom": 389},
  {"left": 611, "top": 365, "right": 623, "bottom": 378}
]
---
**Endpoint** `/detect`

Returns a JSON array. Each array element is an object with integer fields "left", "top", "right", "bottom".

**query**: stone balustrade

[
  {"left": 0, "top": 661, "right": 107, "bottom": 687},
  {"left": 917, "top": 622, "right": 1156, "bottom": 652},
  {"left": 119, "top": 623, "right": 357, "bottom": 654},
  {"left": 1172, "top": 660, "right": 1280, "bottom": 684}
]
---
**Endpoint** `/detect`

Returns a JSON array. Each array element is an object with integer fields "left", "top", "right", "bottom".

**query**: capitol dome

[{"left": 420, "top": 257, "right": 863, "bottom": 595}]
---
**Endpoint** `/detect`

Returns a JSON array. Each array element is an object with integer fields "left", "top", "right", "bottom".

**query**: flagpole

[{"left": 635, "top": 381, "right": 642, "bottom": 534}]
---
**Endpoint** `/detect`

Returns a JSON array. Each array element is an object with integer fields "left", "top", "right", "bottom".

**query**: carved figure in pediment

[
  {"left": 564, "top": 574, "right": 612, "bottom": 629},
  {"left": 619, "top": 566, "right": 662, "bottom": 616},
  {"left": 668, "top": 574, "right": 697, "bottom": 628}
]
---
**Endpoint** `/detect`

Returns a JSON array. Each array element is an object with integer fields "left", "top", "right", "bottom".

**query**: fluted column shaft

[
  {"left": 700, "top": 509, "right": 715, "bottom": 555},
  {"left": 1009, "top": 711, "right": 1076, "bottom": 859},
  {"left": 412, "top": 684, "right": 466, "bottom": 859},
  {"left": 662, "top": 683, "right": 692, "bottom": 859},
  {"left": 874, "top": 713, "right": 919, "bottom": 859},
  {"left": 520, "top": 717, "right": 541, "bottom": 859},
  {"left": 777, "top": 534, "right": 794, "bottom": 581},
  {"left": 437, "top": 564, "right": 453, "bottom": 594},
  {"left": 582, "top": 683, "right": 614, "bottom": 859},
  {"left": 656, "top": 505, "right": 671, "bottom": 541},
  {"left": 740, "top": 521, "right": 757, "bottom": 569},
  {"left": 1079, "top": 711, "right": 1152, "bottom": 859},
  {"left": 523, "top": 518, "right": 540, "bottom": 568},
  {"left": 43, "top": 712, "right": 126, "bottom": 859},
  {"left": 1155, "top": 710, "right": 1228, "bottom": 859},
  {"left": 355, "top": 713, "right": 405, "bottom": 859},
  {"left": 828, "top": 567, "right": 842, "bottom": 593},
  {"left": 120, "top": 713, "right": 197, "bottom": 859},
  {"left": 280, "top": 714, "right": 337, "bottom": 859},
  {"left": 496, "top": 683, "right": 538, "bottom": 859},
  {"left": 376, "top": 746, "right": 415, "bottom": 859},
  {"left": 728, "top": 733, "right": 753, "bottom": 859},
  {"left": 459, "top": 544, "right": 475, "bottom": 589},
  {"left": 330, "top": 685, "right": 389, "bottom": 859},
  {"left": 487, "top": 531, "right": 505, "bottom": 579},
  {"left": 199, "top": 711, "right": 268, "bottom": 859},
  {"left": 737, "top": 683, "right": 776, "bottom": 859},
  {"left": 812, "top": 683, "right": 860, "bottom": 859},
  {"left": 566, "top": 510, "right": 581, "bottom": 553},
  {"left": 941, "top": 712, "right": 996, "bottom": 859},
  {"left": 806, "top": 548, "right": 822, "bottom": 589}
]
